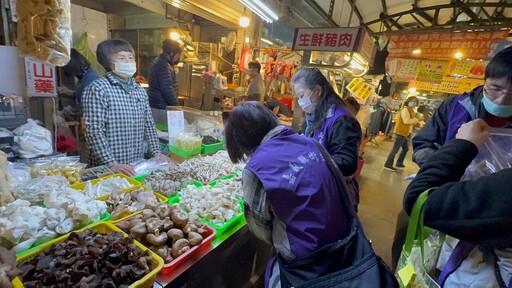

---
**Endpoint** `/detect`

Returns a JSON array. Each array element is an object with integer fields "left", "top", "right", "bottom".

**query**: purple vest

[
  {"left": 312, "top": 104, "right": 353, "bottom": 148},
  {"left": 446, "top": 93, "right": 477, "bottom": 141},
  {"left": 312, "top": 104, "right": 360, "bottom": 205},
  {"left": 245, "top": 127, "right": 349, "bottom": 257}
]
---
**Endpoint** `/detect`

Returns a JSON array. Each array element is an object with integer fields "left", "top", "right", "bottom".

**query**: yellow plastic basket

[
  {"left": 70, "top": 173, "right": 143, "bottom": 199},
  {"left": 13, "top": 222, "right": 164, "bottom": 288}
]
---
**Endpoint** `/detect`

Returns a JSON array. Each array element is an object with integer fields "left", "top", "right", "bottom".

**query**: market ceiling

[{"left": 284, "top": 0, "right": 512, "bottom": 36}]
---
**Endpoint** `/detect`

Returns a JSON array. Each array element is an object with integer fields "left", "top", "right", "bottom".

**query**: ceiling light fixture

[
  {"left": 261, "top": 38, "right": 274, "bottom": 45},
  {"left": 239, "top": 0, "right": 278, "bottom": 23},
  {"left": 412, "top": 49, "right": 421, "bottom": 54},
  {"left": 239, "top": 8, "right": 250, "bottom": 28},
  {"left": 454, "top": 52, "right": 463, "bottom": 59},
  {"left": 170, "top": 31, "right": 180, "bottom": 40}
]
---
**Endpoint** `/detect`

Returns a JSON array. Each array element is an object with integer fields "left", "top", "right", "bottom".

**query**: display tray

[
  {"left": 12, "top": 221, "right": 164, "bottom": 288},
  {"left": 201, "top": 141, "right": 224, "bottom": 155},
  {"left": 15, "top": 212, "right": 111, "bottom": 258},
  {"left": 96, "top": 190, "right": 168, "bottom": 224},
  {"left": 114, "top": 215, "right": 216, "bottom": 275},
  {"left": 168, "top": 195, "right": 244, "bottom": 237},
  {"left": 70, "top": 173, "right": 142, "bottom": 199},
  {"left": 169, "top": 144, "right": 201, "bottom": 159}
]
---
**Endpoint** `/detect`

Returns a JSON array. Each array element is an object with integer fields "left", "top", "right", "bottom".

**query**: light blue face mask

[{"left": 481, "top": 93, "right": 512, "bottom": 117}]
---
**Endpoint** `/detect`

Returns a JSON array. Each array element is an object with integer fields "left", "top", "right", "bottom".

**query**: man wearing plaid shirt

[{"left": 83, "top": 39, "right": 168, "bottom": 176}]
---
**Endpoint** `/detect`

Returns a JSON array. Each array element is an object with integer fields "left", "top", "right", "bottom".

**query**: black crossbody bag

[{"left": 276, "top": 142, "right": 398, "bottom": 288}]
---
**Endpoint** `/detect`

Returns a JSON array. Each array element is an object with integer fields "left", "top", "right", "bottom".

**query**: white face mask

[
  {"left": 112, "top": 62, "right": 137, "bottom": 78},
  {"left": 408, "top": 102, "right": 417, "bottom": 108},
  {"left": 298, "top": 90, "right": 316, "bottom": 114},
  {"left": 246, "top": 70, "right": 252, "bottom": 76}
]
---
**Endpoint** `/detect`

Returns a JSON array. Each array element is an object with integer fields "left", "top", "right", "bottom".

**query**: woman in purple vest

[
  {"left": 290, "top": 67, "right": 362, "bottom": 208},
  {"left": 224, "top": 102, "right": 351, "bottom": 287}
]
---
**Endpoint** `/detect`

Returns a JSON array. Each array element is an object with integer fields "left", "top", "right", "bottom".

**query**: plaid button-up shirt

[{"left": 83, "top": 72, "right": 160, "bottom": 166}]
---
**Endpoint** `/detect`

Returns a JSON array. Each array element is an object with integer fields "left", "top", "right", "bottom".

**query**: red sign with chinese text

[
  {"left": 25, "top": 57, "right": 57, "bottom": 97},
  {"left": 388, "top": 31, "right": 509, "bottom": 60},
  {"left": 292, "top": 27, "right": 364, "bottom": 52}
]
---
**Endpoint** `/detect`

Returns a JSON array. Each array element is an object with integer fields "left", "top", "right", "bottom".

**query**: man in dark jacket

[
  {"left": 412, "top": 46, "right": 512, "bottom": 166},
  {"left": 148, "top": 39, "right": 182, "bottom": 124},
  {"left": 391, "top": 46, "right": 512, "bottom": 271}
]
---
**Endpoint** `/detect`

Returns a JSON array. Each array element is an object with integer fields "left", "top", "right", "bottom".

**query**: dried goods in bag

[{"left": 16, "top": 0, "right": 72, "bottom": 66}]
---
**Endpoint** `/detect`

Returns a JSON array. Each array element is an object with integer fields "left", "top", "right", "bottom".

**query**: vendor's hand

[
  {"left": 109, "top": 163, "right": 136, "bottom": 177},
  {"left": 456, "top": 119, "right": 490, "bottom": 147},
  {"left": 154, "top": 153, "right": 171, "bottom": 164}
]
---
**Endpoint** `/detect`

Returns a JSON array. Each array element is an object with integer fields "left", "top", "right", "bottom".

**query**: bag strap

[
  {"left": 402, "top": 188, "right": 446, "bottom": 264},
  {"left": 313, "top": 141, "right": 357, "bottom": 221}
]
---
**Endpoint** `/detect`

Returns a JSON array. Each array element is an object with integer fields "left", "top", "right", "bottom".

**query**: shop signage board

[
  {"left": 416, "top": 60, "right": 450, "bottom": 82},
  {"left": 24, "top": 57, "right": 57, "bottom": 97},
  {"left": 410, "top": 77, "right": 483, "bottom": 95},
  {"left": 167, "top": 111, "right": 185, "bottom": 145},
  {"left": 388, "top": 31, "right": 509, "bottom": 60},
  {"left": 485, "top": 41, "right": 512, "bottom": 60},
  {"left": 292, "top": 27, "right": 363, "bottom": 52},
  {"left": 449, "top": 60, "right": 488, "bottom": 79},
  {"left": 387, "top": 58, "right": 420, "bottom": 80}
]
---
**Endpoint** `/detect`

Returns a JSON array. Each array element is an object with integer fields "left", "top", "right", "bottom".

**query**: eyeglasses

[{"left": 483, "top": 86, "right": 512, "bottom": 98}]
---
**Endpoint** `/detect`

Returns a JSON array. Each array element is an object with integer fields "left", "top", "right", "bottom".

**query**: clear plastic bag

[
  {"left": 130, "top": 157, "right": 177, "bottom": 177},
  {"left": 28, "top": 156, "right": 85, "bottom": 185},
  {"left": 6, "top": 162, "right": 31, "bottom": 189},
  {"left": 16, "top": 0, "right": 72, "bottom": 66},
  {"left": 13, "top": 119, "right": 53, "bottom": 158},
  {"left": 174, "top": 132, "right": 202, "bottom": 150},
  {"left": 11, "top": 176, "right": 69, "bottom": 205},
  {"left": 461, "top": 128, "right": 512, "bottom": 181},
  {"left": 54, "top": 114, "right": 78, "bottom": 152}
]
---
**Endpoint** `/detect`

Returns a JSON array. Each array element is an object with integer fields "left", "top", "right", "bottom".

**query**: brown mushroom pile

[
  {"left": 116, "top": 203, "right": 206, "bottom": 264},
  {"left": 106, "top": 188, "right": 163, "bottom": 221},
  {"left": 17, "top": 229, "right": 153, "bottom": 287}
]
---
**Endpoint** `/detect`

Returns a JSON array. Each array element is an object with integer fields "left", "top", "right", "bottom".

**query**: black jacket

[
  {"left": 404, "top": 139, "right": 512, "bottom": 249},
  {"left": 148, "top": 54, "right": 179, "bottom": 109},
  {"left": 411, "top": 86, "right": 485, "bottom": 167}
]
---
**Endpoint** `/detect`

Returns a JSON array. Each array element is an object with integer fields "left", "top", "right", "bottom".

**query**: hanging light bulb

[
  {"left": 170, "top": 31, "right": 180, "bottom": 40},
  {"left": 240, "top": 8, "right": 250, "bottom": 28}
]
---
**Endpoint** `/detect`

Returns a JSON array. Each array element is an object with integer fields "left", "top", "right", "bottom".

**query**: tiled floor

[{"left": 357, "top": 136, "right": 420, "bottom": 267}]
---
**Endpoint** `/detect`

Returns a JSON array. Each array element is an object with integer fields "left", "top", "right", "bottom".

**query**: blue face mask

[{"left": 481, "top": 93, "right": 512, "bottom": 117}]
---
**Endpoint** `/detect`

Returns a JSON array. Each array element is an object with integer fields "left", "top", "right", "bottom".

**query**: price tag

[{"left": 167, "top": 111, "right": 185, "bottom": 145}]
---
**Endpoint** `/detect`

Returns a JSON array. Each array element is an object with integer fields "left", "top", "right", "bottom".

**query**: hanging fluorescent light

[
  {"left": 239, "top": 0, "right": 277, "bottom": 23},
  {"left": 251, "top": 0, "right": 278, "bottom": 21},
  {"left": 240, "top": 0, "right": 272, "bottom": 23},
  {"left": 261, "top": 38, "right": 274, "bottom": 45}
]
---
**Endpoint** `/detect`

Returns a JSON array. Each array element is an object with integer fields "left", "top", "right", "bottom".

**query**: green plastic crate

[
  {"left": 169, "top": 144, "right": 201, "bottom": 158},
  {"left": 155, "top": 123, "right": 168, "bottom": 131},
  {"left": 201, "top": 141, "right": 225, "bottom": 154}
]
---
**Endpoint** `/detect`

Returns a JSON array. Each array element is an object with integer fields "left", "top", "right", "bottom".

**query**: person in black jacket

[
  {"left": 148, "top": 39, "right": 182, "bottom": 124},
  {"left": 403, "top": 118, "right": 512, "bottom": 286}
]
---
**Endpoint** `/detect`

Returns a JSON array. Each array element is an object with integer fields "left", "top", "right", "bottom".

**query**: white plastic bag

[{"left": 13, "top": 119, "right": 53, "bottom": 158}]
